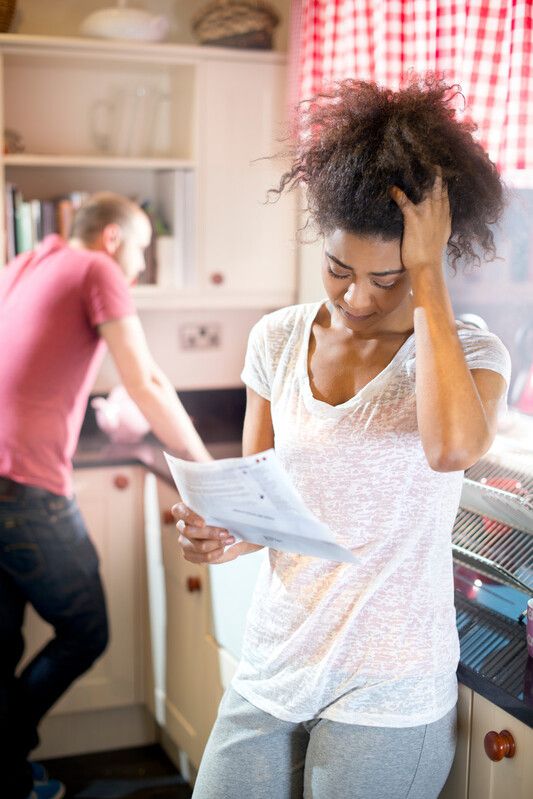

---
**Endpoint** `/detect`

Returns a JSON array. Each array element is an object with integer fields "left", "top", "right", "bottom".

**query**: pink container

[{"left": 527, "top": 599, "right": 533, "bottom": 658}]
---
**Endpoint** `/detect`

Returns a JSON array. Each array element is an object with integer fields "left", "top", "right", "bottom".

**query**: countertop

[
  {"left": 454, "top": 592, "right": 532, "bottom": 727},
  {"left": 74, "top": 431, "right": 242, "bottom": 485},
  {"left": 73, "top": 431, "right": 533, "bottom": 728}
]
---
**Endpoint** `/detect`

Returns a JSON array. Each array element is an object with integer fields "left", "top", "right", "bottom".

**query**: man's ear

[{"left": 101, "top": 223, "right": 123, "bottom": 255}]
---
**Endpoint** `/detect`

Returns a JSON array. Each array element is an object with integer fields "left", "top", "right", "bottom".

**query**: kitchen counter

[
  {"left": 73, "top": 430, "right": 533, "bottom": 729},
  {"left": 454, "top": 592, "right": 532, "bottom": 727},
  {"left": 74, "top": 431, "right": 242, "bottom": 486}
]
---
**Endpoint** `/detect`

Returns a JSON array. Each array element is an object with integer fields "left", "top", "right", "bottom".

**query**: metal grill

[
  {"left": 466, "top": 458, "right": 533, "bottom": 496},
  {"left": 452, "top": 507, "right": 533, "bottom": 592},
  {"left": 455, "top": 594, "right": 529, "bottom": 699}
]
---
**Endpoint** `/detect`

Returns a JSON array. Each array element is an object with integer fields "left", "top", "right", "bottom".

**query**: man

[{"left": 0, "top": 193, "right": 211, "bottom": 799}]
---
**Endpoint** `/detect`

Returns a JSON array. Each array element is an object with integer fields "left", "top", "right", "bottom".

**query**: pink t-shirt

[{"left": 0, "top": 235, "right": 135, "bottom": 496}]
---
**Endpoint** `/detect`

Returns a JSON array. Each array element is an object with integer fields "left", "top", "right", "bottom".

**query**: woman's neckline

[{"left": 299, "top": 300, "right": 416, "bottom": 412}]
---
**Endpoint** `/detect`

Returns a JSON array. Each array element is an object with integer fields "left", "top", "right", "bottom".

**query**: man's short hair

[{"left": 70, "top": 192, "right": 141, "bottom": 243}]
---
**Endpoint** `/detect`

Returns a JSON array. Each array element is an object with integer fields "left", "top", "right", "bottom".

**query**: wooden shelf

[
  {"left": 0, "top": 33, "right": 287, "bottom": 66},
  {"left": 3, "top": 154, "right": 195, "bottom": 171},
  {"left": 0, "top": 36, "right": 296, "bottom": 309}
]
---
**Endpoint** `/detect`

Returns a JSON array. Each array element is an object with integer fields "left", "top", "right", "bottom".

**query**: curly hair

[{"left": 274, "top": 74, "right": 505, "bottom": 269}]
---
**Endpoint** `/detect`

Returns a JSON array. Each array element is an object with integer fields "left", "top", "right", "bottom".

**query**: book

[
  {"left": 30, "top": 199, "right": 42, "bottom": 245},
  {"left": 41, "top": 200, "right": 56, "bottom": 238},
  {"left": 56, "top": 198, "right": 74, "bottom": 240},
  {"left": 4, "top": 183, "right": 16, "bottom": 262},
  {"left": 14, "top": 198, "right": 34, "bottom": 254},
  {"left": 153, "top": 170, "right": 191, "bottom": 288}
]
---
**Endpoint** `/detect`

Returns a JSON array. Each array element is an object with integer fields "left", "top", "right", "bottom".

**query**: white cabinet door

[
  {"left": 158, "top": 479, "right": 223, "bottom": 769},
  {"left": 468, "top": 692, "right": 533, "bottom": 799},
  {"left": 198, "top": 59, "right": 297, "bottom": 301},
  {"left": 142, "top": 471, "right": 167, "bottom": 724},
  {"left": 208, "top": 548, "right": 266, "bottom": 661},
  {"left": 21, "top": 466, "right": 144, "bottom": 713}
]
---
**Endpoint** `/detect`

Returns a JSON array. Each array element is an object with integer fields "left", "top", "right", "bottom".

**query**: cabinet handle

[
  {"left": 162, "top": 509, "right": 175, "bottom": 525},
  {"left": 113, "top": 474, "right": 130, "bottom": 490},
  {"left": 186, "top": 576, "right": 202, "bottom": 593},
  {"left": 484, "top": 729, "right": 516, "bottom": 761},
  {"left": 209, "top": 272, "right": 224, "bottom": 285}
]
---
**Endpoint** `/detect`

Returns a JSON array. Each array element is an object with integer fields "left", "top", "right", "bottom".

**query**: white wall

[
  {"left": 297, "top": 234, "right": 324, "bottom": 304},
  {"left": 93, "top": 306, "right": 266, "bottom": 392},
  {"left": 12, "top": 0, "right": 292, "bottom": 52}
]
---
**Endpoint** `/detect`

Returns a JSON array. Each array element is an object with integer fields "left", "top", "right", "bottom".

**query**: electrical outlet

[{"left": 179, "top": 323, "right": 221, "bottom": 350}]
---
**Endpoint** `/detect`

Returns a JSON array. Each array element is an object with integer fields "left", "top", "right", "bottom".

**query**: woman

[{"left": 173, "top": 77, "right": 511, "bottom": 799}]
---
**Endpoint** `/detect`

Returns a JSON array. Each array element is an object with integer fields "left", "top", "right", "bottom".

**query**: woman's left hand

[{"left": 389, "top": 170, "right": 452, "bottom": 276}]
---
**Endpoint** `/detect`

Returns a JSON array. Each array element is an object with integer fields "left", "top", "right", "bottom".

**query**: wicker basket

[
  {"left": 0, "top": 0, "right": 16, "bottom": 33},
  {"left": 192, "top": 0, "right": 280, "bottom": 50}
]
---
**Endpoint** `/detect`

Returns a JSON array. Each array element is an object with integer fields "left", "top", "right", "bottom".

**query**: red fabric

[
  {"left": 0, "top": 235, "right": 135, "bottom": 496},
  {"left": 293, "top": 1, "right": 533, "bottom": 172}
]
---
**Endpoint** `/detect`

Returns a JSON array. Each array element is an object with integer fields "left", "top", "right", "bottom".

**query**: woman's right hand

[{"left": 172, "top": 501, "right": 263, "bottom": 564}]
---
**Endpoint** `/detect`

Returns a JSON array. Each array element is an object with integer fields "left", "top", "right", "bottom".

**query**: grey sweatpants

[{"left": 192, "top": 688, "right": 457, "bottom": 799}]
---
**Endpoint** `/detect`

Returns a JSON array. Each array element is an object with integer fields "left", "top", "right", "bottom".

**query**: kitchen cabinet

[
  {"left": 198, "top": 59, "right": 295, "bottom": 300},
  {"left": 0, "top": 34, "right": 297, "bottom": 309},
  {"left": 142, "top": 471, "right": 167, "bottom": 726},
  {"left": 157, "top": 477, "right": 223, "bottom": 770},
  {"left": 468, "top": 691, "right": 533, "bottom": 799},
  {"left": 439, "top": 685, "right": 533, "bottom": 799},
  {"left": 21, "top": 466, "right": 145, "bottom": 714}
]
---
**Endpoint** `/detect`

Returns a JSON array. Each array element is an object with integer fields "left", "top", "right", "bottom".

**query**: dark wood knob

[
  {"left": 484, "top": 729, "right": 516, "bottom": 761},
  {"left": 210, "top": 272, "right": 224, "bottom": 285},
  {"left": 162, "top": 509, "right": 174, "bottom": 525},
  {"left": 186, "top": 576, "right": 202, "bottom": 593},
  {"left": 113, "top": 474, "right": 129, "bottom": 490}
]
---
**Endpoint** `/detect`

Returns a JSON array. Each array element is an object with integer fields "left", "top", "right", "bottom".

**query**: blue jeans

[{"left": 0, "top": 477, "right": 109, "bottom": 799}]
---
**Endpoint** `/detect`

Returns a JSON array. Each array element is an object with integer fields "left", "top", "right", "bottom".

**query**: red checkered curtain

[{"left": 293, "top": 1, "right": 533, "bottom": 173}]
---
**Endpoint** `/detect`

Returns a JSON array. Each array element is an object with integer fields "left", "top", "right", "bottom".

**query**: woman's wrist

[
  {"left": 409, "top": 263, "right": 448, "bottom": 300},
  {"left": 410, "top": 264, "right": 456, "bottom": 329},
  {"left": 407, "top": 259, "right": 444, "bottom": 282}
]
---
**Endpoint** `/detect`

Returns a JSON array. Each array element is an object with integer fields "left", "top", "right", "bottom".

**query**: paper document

[{"left": 164, "top": 448, "right": 357, "bottom": 563}]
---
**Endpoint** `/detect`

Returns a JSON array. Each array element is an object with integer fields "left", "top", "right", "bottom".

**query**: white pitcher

[{"left": 90, "top": 84, "right": 170, "bottom": 157}]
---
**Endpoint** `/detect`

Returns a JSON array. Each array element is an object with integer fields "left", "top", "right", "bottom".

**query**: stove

[{"left": 451, "top": 422, "right": 533, "bottom": 723}]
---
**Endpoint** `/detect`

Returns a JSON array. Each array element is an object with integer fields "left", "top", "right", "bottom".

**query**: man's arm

[{"left": 99, "top": 315, "right": 211, "bottom": 462}]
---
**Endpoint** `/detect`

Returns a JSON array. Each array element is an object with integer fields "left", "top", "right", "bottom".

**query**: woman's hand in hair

[{"left": 389, "top": 170, "right": 452, "bottom": 276}]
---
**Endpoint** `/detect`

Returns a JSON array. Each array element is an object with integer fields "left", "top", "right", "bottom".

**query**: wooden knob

[
  {"left": 162, "top": 509, "right": 174, "bottom": 525},
  {"left": 210, "top": 272, "right": 224, "bottom": 285},
  {"left": 186, "top": 576, "right": 202, "bottom": 593},
  {"left": 113, "top": 474, "right": 129, "bottom": 490},
  {"left": 484, "top": 729, "right": 516, "bottom": 761}
]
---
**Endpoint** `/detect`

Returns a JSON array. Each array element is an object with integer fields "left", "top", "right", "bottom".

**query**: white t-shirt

[{"left": 233, "top": 300, "right": 512, "bottom": 727}]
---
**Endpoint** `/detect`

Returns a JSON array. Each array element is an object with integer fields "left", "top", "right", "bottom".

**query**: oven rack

[{"left": 452, "top": 506, "right": 533, "bottom": 594}]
